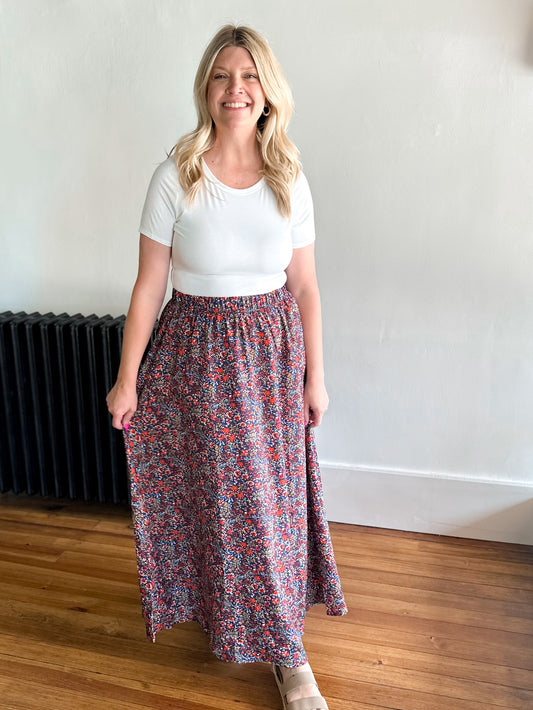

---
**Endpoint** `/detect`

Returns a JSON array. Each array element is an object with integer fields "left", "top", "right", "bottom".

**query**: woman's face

[{"left": 206, "top": 46, "right": 266, "bottom": 132}]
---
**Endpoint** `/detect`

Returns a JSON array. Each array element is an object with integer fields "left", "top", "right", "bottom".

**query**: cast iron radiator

[{"left": 0, "top": 310, "right": 156, "bottom": 504}]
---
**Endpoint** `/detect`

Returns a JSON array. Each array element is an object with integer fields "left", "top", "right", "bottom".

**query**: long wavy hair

[{"left": 167, "top": 24, "right": 301, "bottom": 219}]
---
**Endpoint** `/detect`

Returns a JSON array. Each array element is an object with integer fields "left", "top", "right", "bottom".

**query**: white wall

[{"left": 2, "top": 1, "right": 532, "bottom": 542}]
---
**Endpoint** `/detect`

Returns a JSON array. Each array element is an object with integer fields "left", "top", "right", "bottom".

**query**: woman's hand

[
  {"left": 106, "top": 380, "right": 138, "bottom": 431},
  {"left": 303, "top": 377, "right": 329, "bottom": 428}
]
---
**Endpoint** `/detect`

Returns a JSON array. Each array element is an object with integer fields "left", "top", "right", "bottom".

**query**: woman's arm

[
  {"left": 284, "top": 242, "right": 329, "bottom": 427},
  {"left": 106, "top": 234, "right": 171, "bottom": 429}
]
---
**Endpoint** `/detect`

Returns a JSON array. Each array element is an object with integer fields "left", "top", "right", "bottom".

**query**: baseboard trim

[{"left": 321, "top": 463, "right": 533, "bottom": 545}]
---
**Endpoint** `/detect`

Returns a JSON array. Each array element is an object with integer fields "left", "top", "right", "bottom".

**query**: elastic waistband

[{"left": 171, "top": 284, "right": 295, "bottom": 314}]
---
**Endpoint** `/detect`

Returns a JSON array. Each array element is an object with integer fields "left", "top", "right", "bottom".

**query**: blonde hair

[{"left": 167, "top": 24, "right": 301, "bottom": 219}]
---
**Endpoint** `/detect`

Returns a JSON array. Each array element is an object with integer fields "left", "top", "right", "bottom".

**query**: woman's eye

[{"left": 213, "top": 73, "right": 257, "bottom": 80}]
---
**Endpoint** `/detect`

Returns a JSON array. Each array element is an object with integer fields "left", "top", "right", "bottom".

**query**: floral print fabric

[{"left": 123, "top": 285, "right": 348, "bottom": 666}]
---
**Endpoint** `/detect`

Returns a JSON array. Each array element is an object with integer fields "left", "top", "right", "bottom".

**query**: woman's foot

[{"left": 276, "top": 661, "right": 326, "bottom": 707}]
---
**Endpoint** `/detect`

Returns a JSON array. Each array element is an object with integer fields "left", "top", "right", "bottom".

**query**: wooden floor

[{"left": 0, "top": 493, "right": 532, "bottom": 709}]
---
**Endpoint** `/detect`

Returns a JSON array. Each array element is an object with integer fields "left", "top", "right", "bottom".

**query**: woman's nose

[{"left": 226, "top": 75, "right": 243, "bottom": 93}]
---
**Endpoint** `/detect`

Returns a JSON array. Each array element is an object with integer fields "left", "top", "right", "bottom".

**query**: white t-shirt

[{"left": 138, "top": 156, "right": 316, "bottom": 297}]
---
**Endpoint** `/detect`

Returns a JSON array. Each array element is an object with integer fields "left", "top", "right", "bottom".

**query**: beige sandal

[{"left": 271, "top": 663, "right": 330, "bottom": 710}]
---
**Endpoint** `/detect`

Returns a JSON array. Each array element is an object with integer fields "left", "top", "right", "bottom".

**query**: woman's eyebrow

[{"left": 212, "top": 65, "right": 257, "bottom": 71}]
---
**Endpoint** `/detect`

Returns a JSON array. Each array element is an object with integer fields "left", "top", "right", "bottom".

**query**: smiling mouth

[{"left": 222, "top": 102, "right": 250, "bottom": 109}]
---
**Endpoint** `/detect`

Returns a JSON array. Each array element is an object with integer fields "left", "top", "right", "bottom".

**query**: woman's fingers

[
  {"left": 109, "top": 408, "right": 136, "bottom": 431},
  {"left": 122, "top": 411, "right": 136, "bottom": 431},
  {"left": 308, "top": 409, "right": 323, "bottom": 428},
  {"left": 303, "top": 380, "right": 329, "bottom": 428},
  {"left": 112, "top": 412, "right": 126, "bottom": 430},
  {"left": 107, "top": 383, "right": 137, "bottom": 430}
]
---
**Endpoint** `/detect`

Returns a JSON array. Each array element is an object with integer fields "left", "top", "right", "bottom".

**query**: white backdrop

[{"left": 2, "top": 0, "right": 533, "bottom": 542}]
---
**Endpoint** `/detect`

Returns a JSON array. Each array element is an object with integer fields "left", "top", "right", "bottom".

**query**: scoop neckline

[{"left": 201, "top": 157, "right": 265, "bottom": 194}]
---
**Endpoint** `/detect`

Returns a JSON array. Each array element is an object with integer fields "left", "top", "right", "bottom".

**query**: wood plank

[
  {"left": 335, "top": 553, "right": 533, "bottom": 591},
  {"left": 335, "top": 562, "right": 533, "bottom": 603}
]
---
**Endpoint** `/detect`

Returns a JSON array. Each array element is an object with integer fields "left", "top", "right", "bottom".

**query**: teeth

[{"left": 224, "top": 102, "right": 248, "bottom": 108}]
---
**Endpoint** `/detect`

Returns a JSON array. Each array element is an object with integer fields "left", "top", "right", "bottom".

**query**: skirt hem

[{"left": 143, "top": 598, "right": 348, "bottom": 665}]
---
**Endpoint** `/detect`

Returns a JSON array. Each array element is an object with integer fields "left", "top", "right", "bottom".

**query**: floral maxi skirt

[{"left": 123, "top": 284, "right": 348, "bottom": 666}]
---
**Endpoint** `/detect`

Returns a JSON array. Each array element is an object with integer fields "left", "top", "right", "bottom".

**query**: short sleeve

[
  {"left": 138, "top": 158, "right": 182, "bottom": 247},
  {"left": 290, "top": 170, "right": 316, "bottom": 248}
]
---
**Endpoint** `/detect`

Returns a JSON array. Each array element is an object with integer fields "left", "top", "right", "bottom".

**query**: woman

[{"left": 106, "top": 23, "right": 348, "bottom": 710}]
